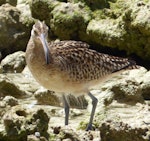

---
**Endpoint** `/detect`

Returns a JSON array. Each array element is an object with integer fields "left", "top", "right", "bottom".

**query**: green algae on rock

[
  {"left": 68, "top": 0, "right": 112, "bottom": 10},
  {"left": 22, "top": 0, "right": 150, "bottom": 61},
  {"left": 50, "top": 2, "right": 91, "bottom": 40},
  {"left": 87, "top": 0, "right": 150, "bottom": 60},
  {"left": 0, "top": 4, "right": 31, "bottom": 56},
  {"left": 87, "top": 18, "right": 126, "bottom": 47},
  {"left": 1, "top": 107, "right": 50, "bottom": 141},
  {"left": 30, "top": 0, "right": 60, "bottom": 24}
]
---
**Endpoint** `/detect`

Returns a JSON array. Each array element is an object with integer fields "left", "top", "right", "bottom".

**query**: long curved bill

[{"left": 39, "top": 34, "right": 50, "bottom": 64}]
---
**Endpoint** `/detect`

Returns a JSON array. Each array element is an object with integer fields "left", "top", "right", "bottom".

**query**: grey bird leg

[
  {"left": 62, "top": 95, "right": 70, "bottom": 125},
  {"left": 86, "top": 92, "right": 98, "bottom": 131}
]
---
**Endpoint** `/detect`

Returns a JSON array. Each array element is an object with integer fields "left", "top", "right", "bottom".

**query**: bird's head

[
  {"left": 31, "top": 21, "right": 49, "bottom": 40},
  {"left": 31, "top": 21, "right": 50, "bottom": 64}
]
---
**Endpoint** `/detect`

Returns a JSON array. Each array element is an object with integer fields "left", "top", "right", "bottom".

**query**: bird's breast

[{"left": 26, "top": 56, "right": 88, "bottom": 95}]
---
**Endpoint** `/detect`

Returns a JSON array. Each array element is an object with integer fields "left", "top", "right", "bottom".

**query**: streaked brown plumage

[{"left": 26, "top": 21, "right": 139, "bottom": 131}]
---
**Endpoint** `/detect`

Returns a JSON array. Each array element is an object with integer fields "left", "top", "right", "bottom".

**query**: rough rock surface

[
  {"left": 17, "top": 0, "right": 34, "bottom": 25},
  {"left": 0, "top": 0, "right": 17, "bottom": 6},
  {"left": 100, "top": 121, "right": 149, "bottom": 141},
  {"left": 34, "top": 88, "right": 60, "bottom": 106},
  {"left": 50, "top": 2, "right": 91, "bottom": 40},
  {"left": 0, "top": 0, "right": 150, "bottom": 62},
  {"left": 0, "top": 61, "right": 149, "bottom": 140},
  {"left": 0, "top": 48, "right": 149, "bottom": 141},
  {"left": 29, "top": 0, "right": 150, "bottom": 61},
  {"left": 3, "top": 96, "right": 18, "bottom": 106},
  {"left": 1, "top": 51, "right": 26, "bottom": 73},
  {"left": 35, "top": 87, "right": 88, "bottom": 109},
  {"left": 1, "top": 106, "right": 49, "bottom": 141},
  {"left": 87, "top": 0, "right": 150, "bottom": 61},
  {"left": 0, "top": 66, "right": 150, "bottom": 140},
  {"left": 88, "top": 68, "right": 150, "bottom": 141},
  {"left": 48, "top": 126, "right": 100, "bottom": 140},
  {"left": 0, "top": 73, "right": 38, "bottom": 98},
  {"left": 0, "top": 3, "right": 32, "bottom": 58}
]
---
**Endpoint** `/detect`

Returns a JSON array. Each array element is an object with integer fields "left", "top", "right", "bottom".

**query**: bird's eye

[{"left": 33, "top": 30, "right": 38, "bottom": 36}]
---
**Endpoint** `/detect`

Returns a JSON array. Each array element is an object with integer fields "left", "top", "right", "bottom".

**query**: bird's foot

[{"left": 86, "top": 124, "right": 93, "bottom": 131}]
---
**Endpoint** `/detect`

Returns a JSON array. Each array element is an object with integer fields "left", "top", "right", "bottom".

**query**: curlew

[{"left": 26, "top": 21, "right": 139, "bottom": 131}]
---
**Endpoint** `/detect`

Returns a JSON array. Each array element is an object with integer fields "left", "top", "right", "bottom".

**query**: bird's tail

[
  {"left": 126, "top": 59, "right": 141, "bottom": 69},
  {"left": 112, "top": 59, "right": 140, "bottom": 73}
]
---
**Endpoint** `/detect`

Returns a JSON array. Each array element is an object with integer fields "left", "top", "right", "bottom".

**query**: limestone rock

[
  {"left": 0, "top": 3, "right": 30, "bottom": 57},
  {"left": 0, "top": 64, "right": 3, "bottom": 73},
  {"left": 3, "top": 96, "right": 18, "bottom": 106},
  {"left": 85, "top": 68, "right": 150, "bottom": 140},
  {"left": 0, "top": 0, "right": 5, "bottom": 6},
  {"left": 1, "top": 51, "right": 26, "bottom": 73},
  {"left": 34, "top": 87, "right": 88, "bottom": 109},
  {"left": 87, "top": 18, "right": 125, "bottom": 48},
  {"left": 0, "top": 99, "right": 7, "bottom": 117},
  {"left": 1, "top": 0, "right": 150, "bottom": 62},
  {"left": 100, "top": 121, "right": 149, "bottom": 141},
  {"left": 68, "top": 0, "right": 110, "bottom": 10},
  {"left": 30, "top": 0, "right": 60, "bottom": 23},
  {"left": 95, "top": 67, "right": 147, "bottom": 104},
  {"left": 29, "top": 0, "right": 150, "bottom": 61},
  {"left": 0, "top": 73, "right": 27, "bottom": 98},
  {"left": 50, "top": 2, "right": 91, "bottom": 40},
  {"left": 17, "top": 0, "right": 34, "bottom": 26},
  {"left": 87, "top": 0, "right": 150, "bottom": 61},
  {"left": 0, "top": 0, "right": 17, "bottom": 6},
  {"left": 0, "top": 72, "right": 40, "bottom": 98},
  {"left": 141, "top": 71, "right": 150, "bottom": 100},
  {"left": 34, "top": 88, "right": 60, "bottom": 106},
  {"left": 0, "top": 67, "right": 149, "bottom": 140},
  {"left": 49, "top": 126, "right": 100, "bottom": 140},
  {"left": 27, "top": 134, "right": 48, "bottom": 141},
  {"left": 1, "top": 106, "right": 50, "bottom": 141}
]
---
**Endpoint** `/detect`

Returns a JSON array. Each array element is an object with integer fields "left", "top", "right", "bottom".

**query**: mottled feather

[{"left": 48, "top": 42, "right": 138, "bottom": 82}]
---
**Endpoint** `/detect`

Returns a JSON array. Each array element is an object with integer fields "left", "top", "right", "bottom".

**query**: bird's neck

[{"left": 31, "top": 38, "right": 53, "bottom": 64}]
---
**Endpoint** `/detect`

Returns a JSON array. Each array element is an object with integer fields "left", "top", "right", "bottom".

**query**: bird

[{"left": 25, "top": 21, "right": 139, "bottom": 131}]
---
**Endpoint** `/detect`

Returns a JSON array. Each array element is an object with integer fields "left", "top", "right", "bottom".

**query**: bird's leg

[
  {"left": 62, "top": 95, "right": 70, "bottom": 125},
  {"left": 86, "top": 92, "right": 98, "bottom": 131}
]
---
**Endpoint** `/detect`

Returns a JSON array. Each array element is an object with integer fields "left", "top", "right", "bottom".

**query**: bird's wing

[
  {"left": 97, "top": 54, "right": 138, "bottom": 72},
  {"left": 51, "top": 42, "right": 138, "bottom": 81}
]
